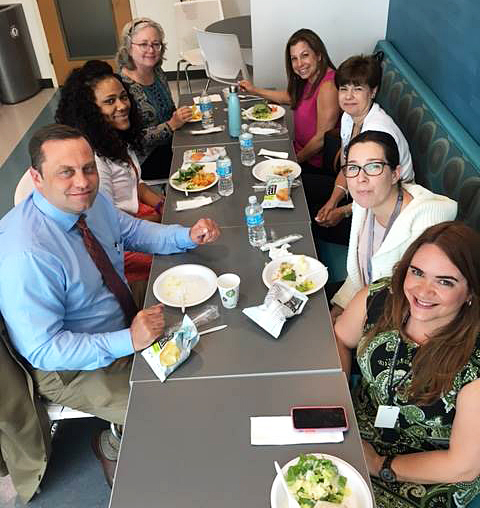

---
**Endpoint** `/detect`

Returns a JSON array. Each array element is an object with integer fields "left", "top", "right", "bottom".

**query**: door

[{"left": 37, "top": 0, "right": 132, "bottom": 85}]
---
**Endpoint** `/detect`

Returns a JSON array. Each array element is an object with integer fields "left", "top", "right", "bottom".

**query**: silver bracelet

[{"left": 335, "top": 184, "right": 348, "bottom": 196}]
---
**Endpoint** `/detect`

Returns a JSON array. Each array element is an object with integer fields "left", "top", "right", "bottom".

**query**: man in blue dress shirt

[{"left": 0, "top": 124, "right": 220, "bottom": 487}]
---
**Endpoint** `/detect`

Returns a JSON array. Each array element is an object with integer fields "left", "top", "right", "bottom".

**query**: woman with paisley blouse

[
  {"left": 117, "top": 18, "right": 192, "bottom": 179},
  {"left": 335, "top": 221, "right": 480, "bottom": 507}
]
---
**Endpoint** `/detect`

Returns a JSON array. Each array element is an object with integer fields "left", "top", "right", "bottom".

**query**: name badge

[{"left": 374, "top": 405, "right": 400, "bottom": 428}]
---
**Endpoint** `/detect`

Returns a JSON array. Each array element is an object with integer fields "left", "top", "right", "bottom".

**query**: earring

[{"left": 467, "top": 299, "right": 472, "bottom": 307}]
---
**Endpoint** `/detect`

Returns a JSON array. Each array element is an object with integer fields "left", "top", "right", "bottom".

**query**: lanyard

[
  {"left": 366, "top": 189, "right": 403, "bottom": 283},
  {"left": 386, "top": 337, "right": 412, "bottom": 405}
]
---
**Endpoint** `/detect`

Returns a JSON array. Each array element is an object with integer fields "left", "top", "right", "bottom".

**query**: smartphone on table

[{"left": 291, "top": 406, "right": 348, "bottom": 432}]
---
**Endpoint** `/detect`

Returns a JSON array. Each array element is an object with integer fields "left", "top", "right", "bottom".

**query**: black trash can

[{"left": 0, "top": 4, "right": 41, "bottom": 104}]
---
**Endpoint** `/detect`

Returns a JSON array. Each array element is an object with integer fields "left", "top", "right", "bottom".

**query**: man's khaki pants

[{"left": 31, "top": 357, "right": 132, "bottom": 425}]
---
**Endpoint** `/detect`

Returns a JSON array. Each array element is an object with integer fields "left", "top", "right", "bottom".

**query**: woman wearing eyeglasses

[
  {"left": 117, "top": 18, "right": 192, "bottom": 180},
  {"left": 330, "top": 130, "right": 457, "bottom": 320},
  {"left": 316, "top": 55, "right": 414, "bottom": 232}
]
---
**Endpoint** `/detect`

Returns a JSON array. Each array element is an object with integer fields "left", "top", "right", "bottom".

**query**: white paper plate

[
  {"left": 245, "top": 104, "right": 285, "bottom": 121},
  {"left": 262, "top": 255, "right": 328, "bottom": 296},
  {"left": 169, "top": 162, "right": 218, "bottom": 192},
  {"left": 152, "top": 264, "right": 217, "bottom": 307},
  {"left": 270, "top": 453, "right": 373, "bottom": 508},
  {"left": 252, "top": 159, "right": 301, "bottom": 182}
]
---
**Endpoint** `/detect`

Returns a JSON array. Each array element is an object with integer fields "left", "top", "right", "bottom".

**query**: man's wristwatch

[{"left": 378, "top": 454, "right": 397, "bottom": 483}]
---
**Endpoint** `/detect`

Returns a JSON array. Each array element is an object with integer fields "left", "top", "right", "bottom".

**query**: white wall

[
  {"left": 251, "top": 0, "right": 390, "bottom": 88},
  {"left": 0, "top": 0, "right": 56, "bottom": 84},
  {"left": 131, "top": 0, "right": 250, "bottom": 72}
]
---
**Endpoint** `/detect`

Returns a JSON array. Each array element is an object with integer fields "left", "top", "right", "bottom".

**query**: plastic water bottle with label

[
  {"left": 199, "top": 90, "right": 213, "bottom": 129},
  {"left": 216, "top": 155, "right": 234, "bottom": 196},
  {"left": 245, "top": 195, "right": 267, "bottom": 247},
  {"left": 239, "top": 124, "right": 255, "bottom": 166}
]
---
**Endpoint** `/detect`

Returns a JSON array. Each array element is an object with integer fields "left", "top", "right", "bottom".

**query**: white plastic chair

[
  {"left": 174, "top": 0, "right": 224, "bottom": 95},
  {"left": 14, "top": 169, "right": 35, "bottom": 205},
  {"left": 195, "top": 28, "right": 251, "bottom": 89}
]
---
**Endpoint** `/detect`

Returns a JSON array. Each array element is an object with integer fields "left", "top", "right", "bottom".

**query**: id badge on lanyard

[
  {"left": 374, "top": 338, "right": 409, "bottom": 429},
  {"left": 375, "top": 405, "right": 400, "bottom": 428}
]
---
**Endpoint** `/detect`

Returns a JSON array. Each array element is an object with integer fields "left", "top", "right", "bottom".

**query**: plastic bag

[
  {"left": 242, "top": 282, "right": 308, "bottom": 338},
  {"left": 183, "top": 147, "right": 226, "bottom": 163},
  {"left": 247, "top": 121, "right": 288, "bottom": 136},
  {"left": 141, "top": 305, "right": 220, "bottom": 382},
  {"left": 262, "top": 176, "right": 294, "bottom": 209}
]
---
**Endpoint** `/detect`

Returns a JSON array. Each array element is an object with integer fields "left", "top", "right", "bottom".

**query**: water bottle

[
  {"left": 239, "top": 124, "right": 255, "bottom": 166},
  {"left": 227, "top": 85, "right": 241, "bottom": 138},
  {"left": 216, "top": 155, "right": 234, "bottom": 196},
  {"left": 245, "top": 195, "right": 267, "bottom": 247},
  {"left": 199, "top": 90, "right": 214, "bottom": 129}
]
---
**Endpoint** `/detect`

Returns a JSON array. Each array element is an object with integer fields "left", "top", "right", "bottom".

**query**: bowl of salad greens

[
  {"left": 263, "top": 255, "right": 328, "bottom": 295},
  {"left": 245, "top": 102, "right": 286, "bottom": 121},
  {"left": 270, "top": 454, "right": 373, "bottom": 508}
]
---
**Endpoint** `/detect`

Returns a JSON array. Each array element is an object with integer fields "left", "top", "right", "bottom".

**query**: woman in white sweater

[{"left": 331, "top": 131, "right": 457, "bottom": 318}]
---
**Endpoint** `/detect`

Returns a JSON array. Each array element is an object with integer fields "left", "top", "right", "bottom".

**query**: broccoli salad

[{"left": 285, "top": 454, "right": 349, "bottom": 506}]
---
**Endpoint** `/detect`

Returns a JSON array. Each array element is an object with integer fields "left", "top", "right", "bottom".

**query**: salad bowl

[{"left": 270, "top": 453, "right": 373, "bottom": 508}]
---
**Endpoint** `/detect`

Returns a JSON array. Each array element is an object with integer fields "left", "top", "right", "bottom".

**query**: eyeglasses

[
  {"left": 131, "top": 42, "right": 162, "bottom": 52},
  {"left": 341, "top": 161, "right": 390, "bottom": 178}
]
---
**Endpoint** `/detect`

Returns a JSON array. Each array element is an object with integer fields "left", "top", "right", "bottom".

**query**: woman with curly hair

[
  {"left": 56, "top": 60, "right": 164, "bottom": 290},
  {"left": 117, "top": 18, "right": 192, "bottom": 179}
]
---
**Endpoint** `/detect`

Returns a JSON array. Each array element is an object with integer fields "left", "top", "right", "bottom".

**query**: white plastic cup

[{"left": 217, "top": 273, "right": 240, "bottom": 309}]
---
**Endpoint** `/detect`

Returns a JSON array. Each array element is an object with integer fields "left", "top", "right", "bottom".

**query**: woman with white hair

[{"left": 117, "top": 18, "right": 192, "bottom": 179}]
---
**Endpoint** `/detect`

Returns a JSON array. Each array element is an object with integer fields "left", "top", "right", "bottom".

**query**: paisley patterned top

[
  {"left": 352, "top": 278, "right": 480, "bottom": 507},
  {"left": 121, "top": 66, "right": 175, "bottom": 156}
]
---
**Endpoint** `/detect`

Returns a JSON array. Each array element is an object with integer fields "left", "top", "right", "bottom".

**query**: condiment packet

[
  {"left": 183, "top": 147, "right": 227, "bottom": 163},
  {"left": 142, "top": 314, "right": 199, "bottom": 382},
  {"left": 262, "top": 176, "right": 294, "bottom": 209},
  {"left": 190, "top": 126, "right": 225, "bottom": 135},
  {"left": 176, "top": 193, "right": 220, "bottom": 211},
  {"left": 242, "top": 282, "right": 308, "bottom": 338},
  {"left": 258, "top": 148, "right": 288, "bottom": 159},
  {"left": 193, "top": 94, "right": 222, "bottom": 104}
]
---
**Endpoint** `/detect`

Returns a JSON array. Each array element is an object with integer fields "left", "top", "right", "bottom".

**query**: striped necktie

[{"left": 76, "top": 215, "right": 137, "bottom": 325}]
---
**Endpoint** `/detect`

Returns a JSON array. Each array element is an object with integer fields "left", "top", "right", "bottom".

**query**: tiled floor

[{"left": 0, "top": 89, "right": 57, "bottom": 167}]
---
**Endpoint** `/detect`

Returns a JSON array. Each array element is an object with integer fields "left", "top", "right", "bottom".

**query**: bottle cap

[
  {"left": 248, "top": 195, "right": 257, "bottom": 204},
  {"left": 241, "top": 124, "right": 248, "bottom": 131},
  {"left": 229, "top": 84, "right": 238, "bottom": 93}
]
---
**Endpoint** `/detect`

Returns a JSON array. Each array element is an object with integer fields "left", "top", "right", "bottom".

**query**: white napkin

[
  {"left": 258, "top": 148, "right": 289, "bottom": 159},
  {"left": 268, "top": 243, "right": 291, "bottom": 260},
  {"left": 190, "top": 126, "right": 224, "bottom": 135},
  {"left": 249, "top": 127, "right": 279, "bottom": 135},
  {"left": 176, "top": 196, "right": 213, "bottom": 211},
  {"left": 251, "top": 416, "right": 344, "bottom": 445},
  {"left": 193, "top": 94, "right": 223, "bottom": 104}
]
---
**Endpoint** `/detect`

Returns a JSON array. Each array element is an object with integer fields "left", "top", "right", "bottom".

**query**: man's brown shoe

[{"left": 92, "top": 432, "right": 116, "bottom": 488}]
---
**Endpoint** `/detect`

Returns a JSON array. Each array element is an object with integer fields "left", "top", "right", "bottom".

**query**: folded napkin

[
  {"left": 176, "top": 196, "right": 214, "bottom": 211},
  {"left": 258, "top": 148, "right": 289, "bottom": 159},
  {"left": 249, "top": 127, "right": 279, "bottom": 135},
  {"left": 190, "top": 126, "right": 224, "bottom": 135},
  {"left": 250, "top": 416, "right": 344, "bottom": 445},
  {"left": 193, "top": 94, "right": 222, "bottom": 104}
]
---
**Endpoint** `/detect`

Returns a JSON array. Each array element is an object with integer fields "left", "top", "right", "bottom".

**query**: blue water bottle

[{"left": 228, "top": 85, "right": 241, "bottom": 138}]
